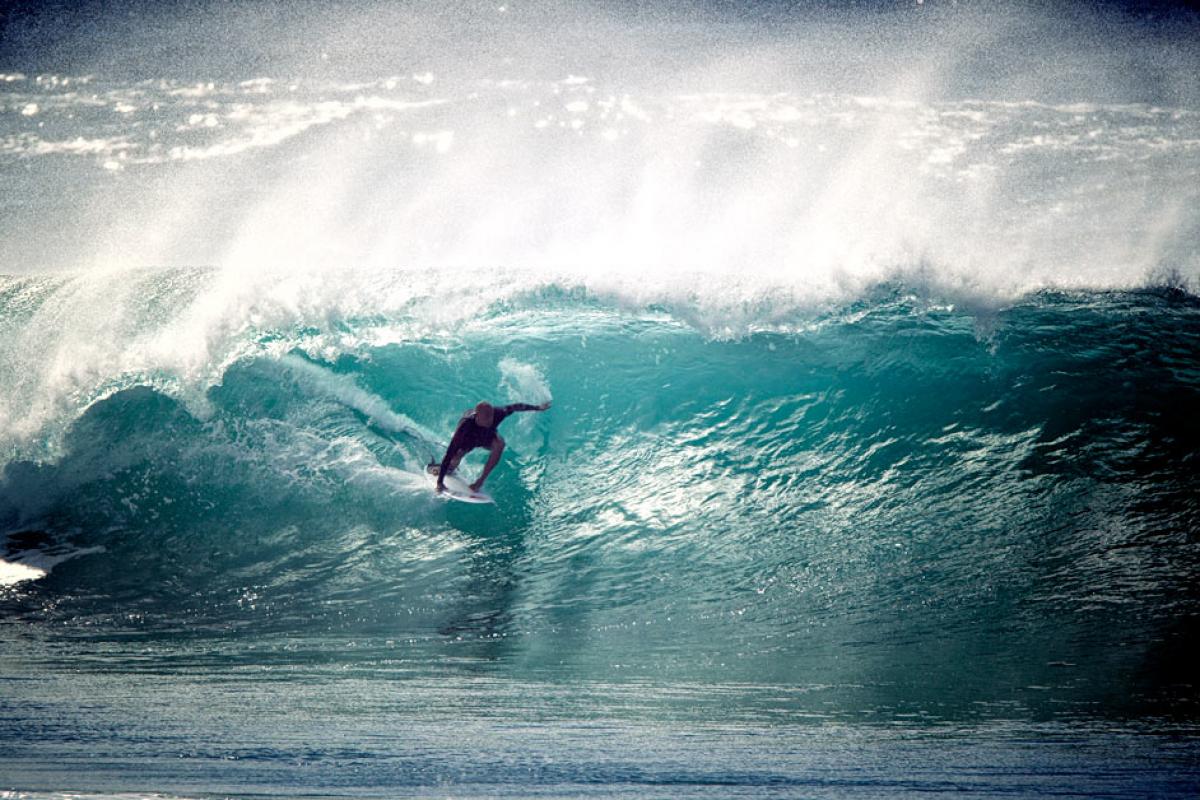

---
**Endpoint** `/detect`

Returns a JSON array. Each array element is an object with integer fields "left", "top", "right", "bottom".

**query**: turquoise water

[
  {"left": 3, "top": 1, "right": 1200, "bottom": 796},
  {"left": 3, "top": 280, "right": 1199, "bottom": 795}
]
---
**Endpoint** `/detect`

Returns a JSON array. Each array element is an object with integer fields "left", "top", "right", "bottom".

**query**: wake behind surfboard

[{"left": 425, "top": 464, "right": 494, "bottom": 504}]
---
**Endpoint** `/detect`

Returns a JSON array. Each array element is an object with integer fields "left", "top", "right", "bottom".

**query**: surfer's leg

[
  {"left": 427, "top": 448, "right": 469, "bottom": 476},
  {"left": 470, "top": 436, "right": 504, "bottom": 491}
]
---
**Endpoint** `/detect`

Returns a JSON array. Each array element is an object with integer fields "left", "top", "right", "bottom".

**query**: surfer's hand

[{"left": 537, "top": 401, "right": 551, "bottom": 410}]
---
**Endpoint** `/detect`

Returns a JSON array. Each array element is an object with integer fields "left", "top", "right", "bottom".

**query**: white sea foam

[{"left": 0, "top": 545, "right": 105, "bottom": 587}]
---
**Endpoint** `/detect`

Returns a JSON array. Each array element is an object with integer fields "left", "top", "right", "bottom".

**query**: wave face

[
  {"left": 2, "top": 272, "right": 1198, "bottom": 720},
  {"left": 2, "top": 1, "right": 1200, "bottom": 738}
]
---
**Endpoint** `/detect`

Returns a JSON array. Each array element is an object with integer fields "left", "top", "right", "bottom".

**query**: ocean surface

[{"left": 2, "top": 2, "right": 1200, "bottom": 797}]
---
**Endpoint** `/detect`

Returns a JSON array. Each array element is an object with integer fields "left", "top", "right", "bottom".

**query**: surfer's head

[{"left": 475, "top": 401, "right": 495, "bottom": 427}]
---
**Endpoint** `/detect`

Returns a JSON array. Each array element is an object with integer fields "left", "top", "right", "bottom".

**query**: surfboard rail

[{"left": 425, "top": 465, "right": 494, "bottom": 504}]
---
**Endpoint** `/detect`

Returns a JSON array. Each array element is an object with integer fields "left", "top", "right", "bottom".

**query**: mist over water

[
  {"left": 2, "top": 2, "right": 1200, "bottom": 797},
  {"left": 3, "top": 1, "right": 1198, "bottom": 288}
]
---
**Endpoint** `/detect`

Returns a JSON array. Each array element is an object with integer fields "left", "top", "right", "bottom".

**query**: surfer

[{"left": 432, "top": 400, "right": 551, "bottom": 494}]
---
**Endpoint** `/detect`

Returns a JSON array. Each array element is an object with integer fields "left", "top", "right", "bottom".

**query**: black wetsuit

[{"left": 436, "top": 403, "right": 541, "bottom": 481}]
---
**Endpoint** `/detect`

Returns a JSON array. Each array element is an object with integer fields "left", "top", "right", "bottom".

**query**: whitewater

[{"left": 2, "top": 1, "right": 1199, "bottom": 797}]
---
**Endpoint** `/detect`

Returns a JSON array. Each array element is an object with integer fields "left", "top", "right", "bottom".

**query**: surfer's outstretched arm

[{"left": 498, "top": 401, "right": 551, "bottom": 417}]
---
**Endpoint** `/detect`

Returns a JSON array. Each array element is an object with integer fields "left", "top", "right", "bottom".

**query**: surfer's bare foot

[{"left": 469, "top": 480, "right": 484, "bottom": 492}]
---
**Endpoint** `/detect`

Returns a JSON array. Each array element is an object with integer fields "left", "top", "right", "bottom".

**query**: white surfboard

[{"left": 426, "top": 464, "right": 494, "bottom": 504}]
